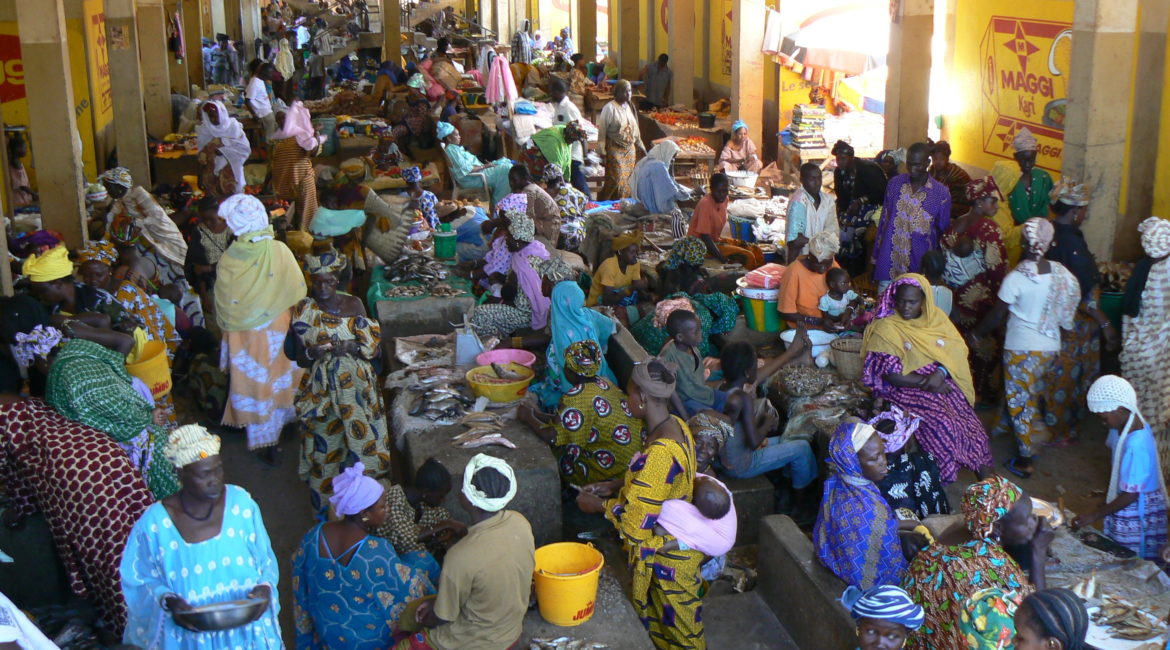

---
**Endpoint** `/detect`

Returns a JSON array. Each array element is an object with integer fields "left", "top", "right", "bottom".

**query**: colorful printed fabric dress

[
  {"left": 292, "top": 523, "right": 438, "bottom": 649},
  {"left": 630, "top": 291, "right": 738, "bottom": 358},
  {"left": 0, "top": 398, "right": 154, "bottom": 639},
  {"left": 45, "top": 339, "right": 179, "bottom": 499},
  {"left": 941, "top": 218, "right": 1007, "bottom": 402},
  {"left": 291, "top": 298, "right": 392, "bottom": 511},
  {"left": 110, "top": 278, "right": 181, "bottom": 357},
  {"left": 605, "top": 418, "right": 706, "bottom": 649},
  {"left": 552, "top": 374, "right": 646, "bottom": 485},
  {"left": 368, "top": 482, "right": 451, "bottom": 555},
  {"left": 121, "top": 485, "right": 282, "bottom": 649},
  {"left": 872, "top": 175, "right": 952, "bottom": 283}
]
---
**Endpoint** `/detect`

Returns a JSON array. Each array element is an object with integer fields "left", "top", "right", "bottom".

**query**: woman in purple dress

[
  {"left": 872, "top": 143, "right": 952, "bottom": 289},
  {"left": 861, "top": 274, "right": 991, "bottom": 484}
]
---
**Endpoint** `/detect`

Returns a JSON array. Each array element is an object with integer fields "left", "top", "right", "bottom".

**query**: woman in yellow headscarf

[
  {"left": 586, "top": 230, "right": 647, "bottom": 306},
  {"left": 861, "top": 274, "right": 991, "bottom": 484}
]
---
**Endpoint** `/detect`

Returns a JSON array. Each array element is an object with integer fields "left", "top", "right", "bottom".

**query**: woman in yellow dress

[
  {"left": 577, "top": 357, "right": 706, "bottom": 649},
  {"left": 288, "top": 249, "right": 392, "bottom": 512}
]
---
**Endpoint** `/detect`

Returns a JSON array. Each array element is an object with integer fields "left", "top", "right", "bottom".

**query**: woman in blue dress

[
  {"left": 438, "top": 121, "right": 514, "bottom": 205},
  {"left": 121, "top": 424, "right": 281, "bottom": 649},
  {"left": 1073, "top": 375, "right": 1169, "bottom": 560},
  {"left": 293, "top": 463, "right": 439, "bottom": 649}
]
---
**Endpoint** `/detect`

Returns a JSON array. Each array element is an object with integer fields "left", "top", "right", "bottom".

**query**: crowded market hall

[{"left": 2, "top": 0, "right": 1170, "bottom": 647}]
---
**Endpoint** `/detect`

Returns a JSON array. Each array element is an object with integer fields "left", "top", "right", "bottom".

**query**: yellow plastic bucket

[
  {"left": 125, "top": 340, "right": 172, "bottom": 398},
  {"left": 533, "top": 542, "right": 604, "bottom": 626}
]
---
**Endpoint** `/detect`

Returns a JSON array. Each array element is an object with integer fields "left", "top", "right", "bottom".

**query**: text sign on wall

[{"left": 979, "top": 16, "right": 1071, "bottom": 171}]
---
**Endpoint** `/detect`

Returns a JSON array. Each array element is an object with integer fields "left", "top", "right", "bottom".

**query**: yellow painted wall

[
  {"left": 536, "top": 0, "right": 607, "bottom": 49},
  {"left": 1151, "top": 27, "right": 1170, "bottom": 219},
  {"left": 945, "top": 0, "right": 1073, "bottom": 173},
  {"left": 778, "top": 66, "right": 815, "bottom": 125}
]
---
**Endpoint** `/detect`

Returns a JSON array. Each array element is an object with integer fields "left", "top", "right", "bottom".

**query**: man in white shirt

[
  {"left": 549, "top": 78, "right": 591, "bottom": 198},
  {"left": 246, "top": 62, "right": 277, "bottom": 141},
  {"left": 785, "top": 162, "right": 839, "bottom": 262}
]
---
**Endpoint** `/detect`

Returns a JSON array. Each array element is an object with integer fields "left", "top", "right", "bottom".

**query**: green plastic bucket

[
  {"left": 739, "top": 296, "right": 782, "bottom": 332},
  {"left": 1099, "top": 291, "right": 1124, "bottom": 331},
  {"left": 434, "top": 231, "right": 457, "bottom": 260}
]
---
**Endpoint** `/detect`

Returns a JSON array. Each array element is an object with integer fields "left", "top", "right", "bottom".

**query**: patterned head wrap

[
  {"left": 76, "top": 240, "right": 119, "bottom": 267},
  {"left": 304, "top": 249, "right": 347, "bottom": 276},
  {"left": 21, "top": 244, "right": 74, "bottom": 282},
  {"left": 436, "top": 121, "right": 456, "bottom": 140},
  {"left": 497, "top": 192, "right": 528, "bottom": 215},
  {"left": 1022, "top": 217, "right": 1055, "bottom": 257},
  {"left": 165, "top": 424, "right": 222, "bottom": 468},
  {"left": 1049, "top": 176, "right": 1092, "bottom": 207},
  {"left": 961, "top": 475, "right": 1023, "bottom": 541},
  {"left": 665, "top": 236, "right": 706, "bottom": 270},
  {"left": 959, "top": 587, "right": 1022, "bottom": 650},
  {"left": 565, "top": 339, "right": 602, "bottom": 378},
  {"left": 612, "top": 230, "right": 642, "bottom": 251},
  {"left": 99, "top": 166, "right": 133, "bottom": 189},
  {"left": 462, "top": 453, "right": 517, "bottom": 512},
  {"left": 964, "top": 176, "right": 1002, "bottom": 203},
  {"left": 867, "top": 405, "right": 921, "bottom": 454},
  {"left": 506, "top": 210, "right": 535, "bottom": 243},
  {"left": 808, "top": 229, "right": 840, "bottom": 262},
  {"left": 219, "top": 193, "right": 270, "bottom": 236},
  {"left": 1012, "top": 127, "right": 1039, "bottom": 153},
  {"left": 537, "top": 257, "right": 576, "bottom": 283},
  {"left": 630, "top": 357, "right": 678, "bottom": 399},
  {"left": 653, "top": 297, "right": 693, "bottom": 329},
  {"left": 11, "top": 325, "right": 64, "bottom": 369},
  {"left": 407, "top": 73, "right": 427, "bottom": 90},
  {"left": 841, "top": 585, "right": 924, "bottom": 630},
  {"left": 1022, "top": 588, "right": 1089, "bottom": 650},
  {"left": 329, "top": 462, "right": 385, "bottom": 516},
  {"left": 542, "top": 163, "right": 564, "bottom": 183},
  {"left": 85, "top": 183, "right": 108, "bottom": 202},
  {"left": 1139, "top": 217, "right": 1170, "bottom": 258},
  {"left": 401, "top": 166, "right": 423, "bottom": 183}
]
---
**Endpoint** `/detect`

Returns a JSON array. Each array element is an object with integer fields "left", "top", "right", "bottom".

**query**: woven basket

[{"left": 830, "top": 337, "right": 864, "bottom": 380}]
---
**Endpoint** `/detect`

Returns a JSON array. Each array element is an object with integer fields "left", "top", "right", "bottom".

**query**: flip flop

[{"left": 1002, "top": 456, "right": 1034, "bottom": 479}]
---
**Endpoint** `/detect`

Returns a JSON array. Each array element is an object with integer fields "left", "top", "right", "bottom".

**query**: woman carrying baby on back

[{"left": 941, "top": 176, "right": 1008, "bottom": 406}]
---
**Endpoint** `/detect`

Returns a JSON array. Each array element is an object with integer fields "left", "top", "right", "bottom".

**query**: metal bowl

[{"left": 172, "top": 597, "right": 269, "bottom": 632}]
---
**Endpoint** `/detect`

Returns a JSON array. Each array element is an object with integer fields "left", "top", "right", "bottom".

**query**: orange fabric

[
  {"left": 688, "top": 196, "right": 729, "bottom": 239},
  {"left": 777, "top": 256, "right": 839, "bottom": 317}
]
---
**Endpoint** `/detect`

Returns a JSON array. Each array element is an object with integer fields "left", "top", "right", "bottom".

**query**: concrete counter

[
  {"left": 375, "top": 294, "right": 476, "bottom": 339},
  {"left": 390, "top": 391, "right": 562, "bottom": 547}
]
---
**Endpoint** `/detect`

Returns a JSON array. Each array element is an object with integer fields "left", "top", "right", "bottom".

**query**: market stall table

[{"left": 368, "top": 268, "right": 476, "bottom": 337}]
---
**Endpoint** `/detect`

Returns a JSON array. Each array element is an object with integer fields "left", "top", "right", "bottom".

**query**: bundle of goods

[
  {"left": 320, "top": 89, "right": 370, "bottom": 116},
  {"left": 1098, "top": 261, "right": 1134, "bottom": 293},
  {"left": 791, "top": 104, "right": 826, "bottom": 150},
  {"left": 744, "top": 263, "right": 785, "bottom": 289},
  {"left": 675, "top": 137, "right": 715, "bottom": 156},
  {"left": 648, "top": 109, "right": 699, "bottom": 128}
]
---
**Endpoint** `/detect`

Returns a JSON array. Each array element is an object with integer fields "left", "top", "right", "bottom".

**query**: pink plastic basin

[{"left": 476, "top": 348, "right": 538, "bottom": 368}]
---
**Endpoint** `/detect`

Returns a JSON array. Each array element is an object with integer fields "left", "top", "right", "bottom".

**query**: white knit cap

[
  {"left": 1086, "top": 375, "right": 1139, "bottom": 415},
  {"left": 165, "top": 424, "right": 222, "bottom": 468}
]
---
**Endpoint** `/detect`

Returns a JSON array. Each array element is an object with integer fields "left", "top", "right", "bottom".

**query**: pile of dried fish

[
  {"left": 385, "top": 284, "right": 426, "bottom": 298},
  {"left": 530, "top": 637, "right": 608, "bottom": 650},
  {"left": 409, "top": 382, "right": 474, "bottom": 423},
  {"left": 777, "top": 366, "right": 833, "bottom": 397},
  {"left": 429, "top": 283, "right": 465, "bottom": 297},
  {"left": 469, "top": 362, "right": 529, "bottom": 385},
  {"left": 452, "top": 412, "right": 516, "bottom": 449},
  {"left": 385, "top": 254, "right": 449, "bottom": 285},
  {"left": 1092, "top": 597, "right": 1164, "bottom": 641}
]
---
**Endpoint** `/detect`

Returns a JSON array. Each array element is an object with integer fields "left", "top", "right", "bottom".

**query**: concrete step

[
  {"left": 703, "top": 590, "right": 801, "bottom": 649},
  {"left": 408, "top": 0, "right": 464, "bottom": 29},
  {"left": 724, "top": 475, "right": 776, "bottom": 545}
]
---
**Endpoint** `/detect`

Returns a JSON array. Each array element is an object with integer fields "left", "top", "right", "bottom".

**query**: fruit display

[
  {"left": 649, "top": 110, "right": 698, "bottom": 127},
  {"left": 675, "top": 137, "right": 715, "bottom": 156}
]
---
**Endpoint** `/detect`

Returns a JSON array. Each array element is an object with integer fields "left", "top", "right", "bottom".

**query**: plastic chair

[{"left": 441, "top": 142, "right": 493, "bottom": 212}]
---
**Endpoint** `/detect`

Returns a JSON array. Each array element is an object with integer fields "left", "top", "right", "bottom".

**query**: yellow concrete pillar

[
  {"left": 618, "top": 0, "right": 640, "bottom": 78},
  {"left": 577, "top": 0, "right": 596, "bottom": 60},
  {"left": 732, "top": 0, "right": 767, "bottom": 141},
  {"left": 382, "top": 0, "right": 401, "bottom": 62},
  {"left": 15, "top": 0, "right": 88, "bottom": 247},
  {"left": 107, "top": 0, "right": 152, "bottom": 186},
  {"left": 1063, "top": 0, "right": 1138, "bottom": 260},
  {"left": 1120, "top": 0, "right": 1170, "bottom": 259},
  {"left": 495, "top": 0, "right": 510, "bottom": 45},
  {"left": 239, "top": 0, "right": 261, "bottom": 61},
  {"left": 138, "top": 0, "right": 174, "bottom": 138},
  {"left": 167, "top": 1, "right": 191, "bottom": 94},
  {"left": 883, "top": 0, "right": 933, "bottom": 148},
  {"left": 183, "top": 0, "right": 205, "bottom": 88},
  {"left": 209, "top": 0, "right": 226, "bottom": 36},
  {"left": 667, "top": 0, "right": 693, "bottom": 107}
]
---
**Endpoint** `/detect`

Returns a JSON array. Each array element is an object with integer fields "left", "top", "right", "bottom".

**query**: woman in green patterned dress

[{"left": 288, "top": 249, "right": 392, "bottom": 511}]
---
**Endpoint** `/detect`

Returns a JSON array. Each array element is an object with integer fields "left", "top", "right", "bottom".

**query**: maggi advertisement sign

[{"left": 948, "top": 0, "right": 1073, "bottom": 173}]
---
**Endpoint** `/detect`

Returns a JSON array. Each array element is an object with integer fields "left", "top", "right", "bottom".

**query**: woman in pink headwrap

[
  {"left": 270, "top": 99, "right": 327, "bottom": 230},
  {"left": 468, "top": 196, "right": 553, "bottom": 339},
  {"left": 293, "top": 462, "right": 439, "bottom": 649}
]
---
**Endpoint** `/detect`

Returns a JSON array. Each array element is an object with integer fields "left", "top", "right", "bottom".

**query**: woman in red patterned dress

[{"left": 0, "top": 394, "right": 154, "bottom": 639}]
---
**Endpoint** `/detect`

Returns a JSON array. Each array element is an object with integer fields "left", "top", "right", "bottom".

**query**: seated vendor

[
  {"left": 717, "top": 121, "right": 763, "bottom": 174},
  {"left": 586, "top": 230, "right": 647, "bottom": 306},
  {"left": 520, "top": 340, "right": 644, "bottom": 486},
  {"left": 366, "top": 133, "right": 402, "bottom": 171},
  {"left": 688, "top": 173, "right": 731, "bottom": 262},
  {"left": 542, "top": 163, "right": 589, "bottom": 250},
  {"left": 629, "top": 241, "right": 738, "bottom": 356},
  {"left": 438, "top": 121, "right": 514, "bottom": 206},
  {"left": 400, "top": 166, "right": 439, "bottom": 227},
  {"left": 632, "top": 141, "right": 693, "bottom": 215},
  {"left": 776, "top": 230, "right": 844, "bottom": 355},
  {"left": 438, "top": 202, "right": 491, "bottom": 263}
]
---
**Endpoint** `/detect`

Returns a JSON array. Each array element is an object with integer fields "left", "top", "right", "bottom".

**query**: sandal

[{"left": 1003, "top": 456, "right": 1034, "bottom": 479}]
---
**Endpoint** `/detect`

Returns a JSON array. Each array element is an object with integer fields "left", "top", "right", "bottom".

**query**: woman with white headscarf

[
  {"left": 196, "top": 97, "right": 251, "bottom": 197},
  {"left": 215, "top": 194, "right": 306, "bottom": 463},
  {"left": 270, "top": 100, "right": 327, "bottom": 230},
  {"left": 1121, "top": 217, "right": 1170, "bottom": 480},
  {"left": 631, "top": 140, "right": 693, "bottom": 214},
  {"left": 402, "top": 454, "right": 534, "bottom": 650},
  {"left": 1071, "top": 375, "right": 1168, "bottom": 560}
]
